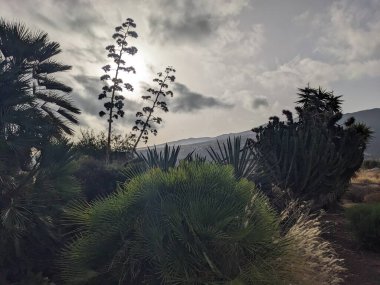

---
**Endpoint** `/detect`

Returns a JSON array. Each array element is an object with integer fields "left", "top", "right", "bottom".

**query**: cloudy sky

[{"left": 2, "top": 0, "right": 380, "bottom": 145}]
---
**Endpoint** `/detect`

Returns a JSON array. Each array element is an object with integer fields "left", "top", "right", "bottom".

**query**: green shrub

[
  {"left": 61, "top": 162, "right": 346, "bottom": 284},
  {"left": 60, "top": 163, "right": 294, "bottom": 284},
  {"left": 346, "top": 203, "right": 380, "bottom": 250}
]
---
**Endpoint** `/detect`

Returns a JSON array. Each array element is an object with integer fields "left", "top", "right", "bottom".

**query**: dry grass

[
  {"left": 281, "top": 203, "right": 346, "bottom": 285},
  {"left": 352, "top": 169, "right": 380, "bottom": 184}
]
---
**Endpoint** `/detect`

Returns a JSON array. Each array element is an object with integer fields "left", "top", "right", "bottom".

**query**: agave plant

[
  {"left": 183, "top": 150, "right": 207, "bottom": 164},
  {"left": 137, "top": 143, "right": 180, "bottom": 171},
  {"left": 207, "top": 136, "right": 257, "bottom": 180},
  {"left": 60, "top": 162, "right": 294, "bottom": 284}
]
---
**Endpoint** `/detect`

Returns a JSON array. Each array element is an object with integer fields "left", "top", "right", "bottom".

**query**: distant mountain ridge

[
  {"left": 342, "top": 108, "right": 380, "bottom": 158},
  {"left": 144, "top": 108, "right": 380, "bottom": 159}
]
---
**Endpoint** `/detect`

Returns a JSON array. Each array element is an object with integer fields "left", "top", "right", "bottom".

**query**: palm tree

[
  {"left": 0, "top": 20, "right": 81, "bottom": 282},
  {"left": 0, "top": 19, "right": 80, "bottom": 144}
]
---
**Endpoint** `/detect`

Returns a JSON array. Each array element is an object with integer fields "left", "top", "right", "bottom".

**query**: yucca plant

[{"left": 60, "top": 162, "right": 296, "bottom": 284}]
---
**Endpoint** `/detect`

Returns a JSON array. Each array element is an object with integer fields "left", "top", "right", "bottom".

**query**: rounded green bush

[{"left": 61, "top": 163, "right": 289, "bottom": 284}]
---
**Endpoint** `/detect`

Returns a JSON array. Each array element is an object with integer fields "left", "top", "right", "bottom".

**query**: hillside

[
  {"left": 342, "top": 108, "right": 380, "bottom": 158},
  {"left": 144, "top": 108, "right": 380, "bottom": 159}
]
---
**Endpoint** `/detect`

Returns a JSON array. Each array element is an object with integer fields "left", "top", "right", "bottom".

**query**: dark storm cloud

[
  {"left": 172, "top": 83, "right": 233, "bottom": 113},
  {"left": 252, "top": 96, "right": 269, "bottom": 109}
]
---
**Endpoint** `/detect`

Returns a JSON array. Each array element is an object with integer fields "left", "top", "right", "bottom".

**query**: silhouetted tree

[
  {"left": 249, "top": 86, "right": 372, "bottom": 209},
  {"left": 0, "top": 19, "right": 80, "bottom": 143},
  {"left": 98, "top": 18, "right": 138, "bottom": 163},
  {"left": 131, "top": 66, "right": 175, "bottom": 151}
]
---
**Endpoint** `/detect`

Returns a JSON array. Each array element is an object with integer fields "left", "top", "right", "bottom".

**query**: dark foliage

[
  {"left": 73, "top": 157, "right": 125, "bottom": 201},
  {"left": 346, "top": 203, "right": 380, "bottom": 251},
  {"left": 0, "top": 20, "right": 81, "bottom": 283},
  {"left": 0, "top": 19, "right": 80, "bottom": 140},
  {"left": 73, "top": 129, "right": 133, "bottom": 161},
  {"left": 362, "top": 159, "right": 380, "bottom": 169},
  {"left": 0, "top": 139, "right": 81, "bottom": 283}
]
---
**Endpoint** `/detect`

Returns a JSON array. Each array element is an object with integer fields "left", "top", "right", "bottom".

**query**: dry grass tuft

[
  {"left": 352, "top": 169, "right": 380, "bottom": 184},
  {"left": 281, "top": 202, "right": 346, "bottom": 285}
]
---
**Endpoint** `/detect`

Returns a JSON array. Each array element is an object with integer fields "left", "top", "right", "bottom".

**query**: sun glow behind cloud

[{"left": 124, "top": 52, "right": 153, "bottom": 90}]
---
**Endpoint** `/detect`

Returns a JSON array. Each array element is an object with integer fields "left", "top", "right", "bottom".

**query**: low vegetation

[
  {"left": 346, "top": 203, "right": 380, "bottom": 251},
  {"left": 362, "top": 159, "right": 380, "bottom": 169}
]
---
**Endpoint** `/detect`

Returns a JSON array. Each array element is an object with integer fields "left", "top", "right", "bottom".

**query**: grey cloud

[
  {"left": 148, "top": 14, "right": 217, "bottom": 43},
  {"left": 252, "top": 96, "right": 269, "bottom": 109},
  {"left": 313, "top": 1, "right": 380, "bottom": 61},
  {"left": 26, "top": 0, "right": 109, "bottom": 66},
  {"left": 32, "top": 1, "right": 106, "bottom": 37},
  {"left": 145, "top": 0, "right": 222, "bottom": 43},
  {"left": 172, "top": 83, "right": 233, "bottom": 112},
  {"left": 72, "top": 75, "right": 102, "bottom": 115}
]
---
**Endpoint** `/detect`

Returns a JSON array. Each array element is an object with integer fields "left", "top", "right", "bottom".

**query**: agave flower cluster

[
  {"left": 131, "top": 66, "right": 176, "bottom": 150},
  {"left": 98, "top": 18, "right": 138, "bottom": 162}
]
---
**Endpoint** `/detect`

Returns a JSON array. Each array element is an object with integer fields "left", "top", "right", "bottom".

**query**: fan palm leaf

[
  {"left": 0, "top": 19, "right": 80, "bottom": 138},
  {"left": 60, "top": 163, "right": 291, "bottom": 284}
]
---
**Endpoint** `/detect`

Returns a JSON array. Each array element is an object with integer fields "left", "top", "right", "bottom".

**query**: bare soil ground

[{"left": 322, "top": 172, "right": 380, "bottom": 285}]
